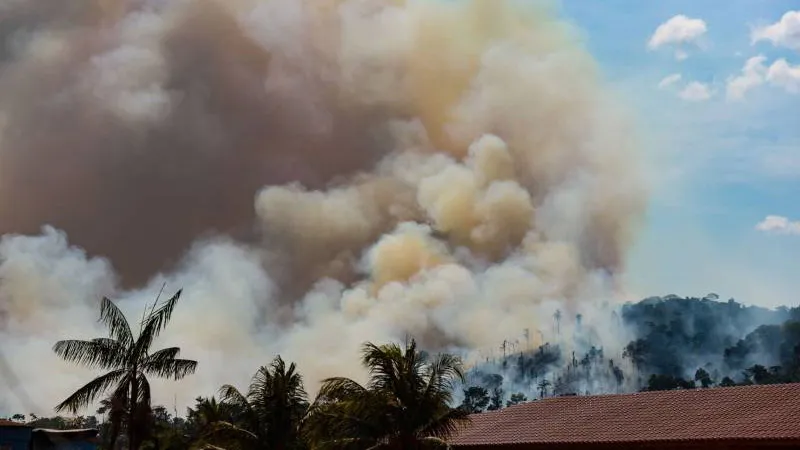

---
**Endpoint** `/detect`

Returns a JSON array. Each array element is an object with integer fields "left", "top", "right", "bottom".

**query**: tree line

[
  {"left": 5, "top": 292, "right": 800, "bottom": 448},
  {"left": 4, "top": 290, "right": 470, "bottom": 450}
]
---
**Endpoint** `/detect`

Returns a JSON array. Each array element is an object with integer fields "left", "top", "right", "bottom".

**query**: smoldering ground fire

[{"left": 0, "top": 0, "right": 646, "bottom": 414}]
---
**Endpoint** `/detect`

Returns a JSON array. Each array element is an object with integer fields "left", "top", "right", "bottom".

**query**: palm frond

[
  {"left": 144, "top": 346, "right": 180, "bottom": 362},
  {"left": 140, "top": 347, "right": 197, "bottom": 379},
  {"left": 190, "top": 444, "right": 229, "bottom": 450},
  {"left": 218, "top": 383, "right": 255, "bottom": 427},
  {"left": 142, "top": 357, "right": 198, "bottom": 380},
  {"left": 53, "top": 338, "right": 127, "bottom": 370},
  {"left": 311, "top": 437, "right": 383, "bottom": 450},
  {"left": 204, "top": 420, "right": 258, "bottom": 441},
  {"left": 362, "top": 342, "right": 404, "bottom": 395},
  {"left": 55, "top": 369, "right": 128, "bottom": 414},
  {"left": 100, "top": 297, "right": 134, "bottom": 349},
  {"left": 190, "top": 420, "right": 257, "bottom": 450},
  {"left": 419, "top": 437, "right": 451, "bottom": 449},
  {"left": 137, "top": 372, "right": 152, "bottom": 405},
  {"left": 302, "top": 402, "right": 385, "bottom": 450},
  {"left": 133, "top": 289, "right": 182, "bottom": 359},
  {"left": 422, "top": 353, "right": 464, "bottom": 404},
  {"left": 218, "top": 384, "right": 250, "bottom": 411},
  {"left": 417, "top": 407, "right": 471, "bottom": 440},
  {"left": 316, "top": 377, "right": 369, "bottom": 403}
]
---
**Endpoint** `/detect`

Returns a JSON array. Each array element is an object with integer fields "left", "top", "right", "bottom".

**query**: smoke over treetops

[{"left": 0, "top": 0, "right": 646, "bottom": 414}]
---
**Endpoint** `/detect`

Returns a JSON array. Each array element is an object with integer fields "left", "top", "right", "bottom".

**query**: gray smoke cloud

[{"left": 0, "top": 0, "right": 647, "bottom": 415}]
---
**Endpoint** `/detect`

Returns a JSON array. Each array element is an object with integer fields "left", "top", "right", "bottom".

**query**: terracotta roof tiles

[
  {"left": 448, "top": 383, "right": 800, "bottom": 446},
  {"left": 0, "top": 419, "right": 30, "bottom": 427}
]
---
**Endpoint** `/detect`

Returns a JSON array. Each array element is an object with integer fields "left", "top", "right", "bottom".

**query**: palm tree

[
  {"left": 97, "top": 394, "right": 127, "bottom": 450},
  {"left": 304, "top": 338, "right": 470, "bottom": 450},
  {"left": 185, "top": 397, "right": 239, "bottom": 449},
  {"left": 53, "top": 290, "right": 197, "bottom": 450},
  {"left": 187, "top": 396, "right": 234, "bottom": 433},
  {"left": 210, "top": 356, "right": 309, "bottom": 450}
]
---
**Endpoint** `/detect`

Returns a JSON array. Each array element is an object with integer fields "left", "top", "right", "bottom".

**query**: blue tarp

[{"left": 0, "top": 425, "right": 33, "bottom": 450}]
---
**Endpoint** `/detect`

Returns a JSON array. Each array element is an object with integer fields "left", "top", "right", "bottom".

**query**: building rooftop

[
  {"left": 449, "top": 383, "right": 800, "bottom": 447},
  {"left": 0, "top": 419, "right": 30, "bottom": 428}
]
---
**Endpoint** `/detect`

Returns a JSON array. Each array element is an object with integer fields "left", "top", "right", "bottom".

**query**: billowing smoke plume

[{"left": 0, "top": 0, "right": 646, "bottom": 415}]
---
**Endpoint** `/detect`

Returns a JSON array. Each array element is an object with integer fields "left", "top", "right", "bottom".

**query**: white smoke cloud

[{"left": 0, "top": 0, "right": 646, "bottom": 416}]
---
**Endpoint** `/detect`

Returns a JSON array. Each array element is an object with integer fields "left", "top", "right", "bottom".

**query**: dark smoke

[{"left": 0, "top": 0, "right": 392, "bottom": 287}]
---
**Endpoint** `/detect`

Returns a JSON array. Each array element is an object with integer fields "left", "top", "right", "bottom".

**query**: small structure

[
  {"left": 449, "top": 383, "right": 800, "bottom": 449},
  {"left": 29, "top": 429, "right": 99, "bottom": 450},
  {"left": 0, "top": 420, "right": 32, "bottom": 450}
]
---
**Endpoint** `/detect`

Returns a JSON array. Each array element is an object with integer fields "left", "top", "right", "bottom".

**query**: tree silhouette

[
  {"left": 537, "top": 379, "right": 551, "bottom": 398},
  {"left": 487, "top": 388, "right": 504, "bottom": 411},
  {"left": 694, "top": 368, "right": 713, "bottom": 388},
  {"left": 53, "top": 290, "right": 197, "bottom": 450},
  {"left": 213, "top": 356, "right": 308, "bottom": 450},
  {"left": 304, "top": 338, "right": 469, "bottom": 449},
  {"left": 460, "top": 386, "right": 490, "bottom": 414},
  {"left": 506, "top": 393, "right": 527, "bottom": 407}
]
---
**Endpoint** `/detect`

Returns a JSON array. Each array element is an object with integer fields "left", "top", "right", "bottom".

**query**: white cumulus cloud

[
  {"left": 648, "top": 15, "right": 708, "bottom": 59},
  {"left": 726, "top": 55, "right": 768, "bottom": 100},
  {"left": 726, "top": 55, "right": 800, "bottom": 100},
  {"left": 658, "top": 73, "right": 682, "bottom": 89},
  {"left": 767, "top": 58, "right": 800, "bottom": 93},
  {"left": 755, "top": 215, "right": 800, "bottom": 235},
  {"left": 678, "top": 81, "right": 712, "bottom": 101},
  {"left": 751, "top": 11, "right": 800, "bottom": 51}
]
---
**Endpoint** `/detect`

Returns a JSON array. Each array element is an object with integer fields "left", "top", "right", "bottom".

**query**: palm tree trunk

[
  {"left": 108, "top": 419, "right": 120, "bottom": 450},
  {"left": 129, "top": 377, "right": 140, "bottom": 450}
]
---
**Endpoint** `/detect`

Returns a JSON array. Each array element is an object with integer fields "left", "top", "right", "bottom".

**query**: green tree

[
  {"left": 505, "top": 393, "right": 527, "bottom": 407},
  {"left": 52, "top": 290, "right": 197, "bottom": 450},
  {"left": 694, "top": 368, "right": 713, "bottom": 388},
  {"left": 142, "top": 405, "right": 186, "bottom": 450},
  {"left": 459, "top": 387, "right": 489, "bottom": 414},
  {"left": 537, "top": 379, "right": 551, "bottom": 398},
  {"left": 212, "top": 356, "right": 308, "bottom": 450},
  {"left": 644, "top": 374, "right": 694, "bottom": 391},
  {"left": 304, "top": 338, "right": 470, "bottom": 450},
  {"left": 486, "top": 387, "right": 504, "bottom": 411},
  {"left": 184, "top": 396, "right": 237, "bottom": 447}
]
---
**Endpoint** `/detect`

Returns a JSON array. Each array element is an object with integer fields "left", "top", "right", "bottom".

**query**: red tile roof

[
  {"left": 0, "top": 419, "right": 30, "bottom": 427},
  {"left": 449, "top": 383, "right": 800, "bottom": 447}
]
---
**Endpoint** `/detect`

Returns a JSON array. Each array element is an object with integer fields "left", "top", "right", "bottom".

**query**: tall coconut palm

[
  {"left": 53, "top": 290, "right": 197, "bottom": 450},
  {"left": 303, "top": 338, "right": 470, "bottom": 450},
  {"left": 212, "top": 356, "right": 309, "bottom": 450}
]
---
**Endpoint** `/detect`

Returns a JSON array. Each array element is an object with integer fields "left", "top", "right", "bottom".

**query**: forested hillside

[{"left": 459, "top": 295, "right": 800, "bottom": 412}]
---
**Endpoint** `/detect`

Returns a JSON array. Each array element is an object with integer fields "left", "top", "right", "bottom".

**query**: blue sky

[{"left": 557, "top": 0, "right": 800, "bottom": 307}]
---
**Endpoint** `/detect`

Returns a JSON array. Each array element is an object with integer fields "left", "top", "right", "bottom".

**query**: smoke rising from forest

[{"left": 0, "top": 0, "right": 647, "bottom": 414}]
